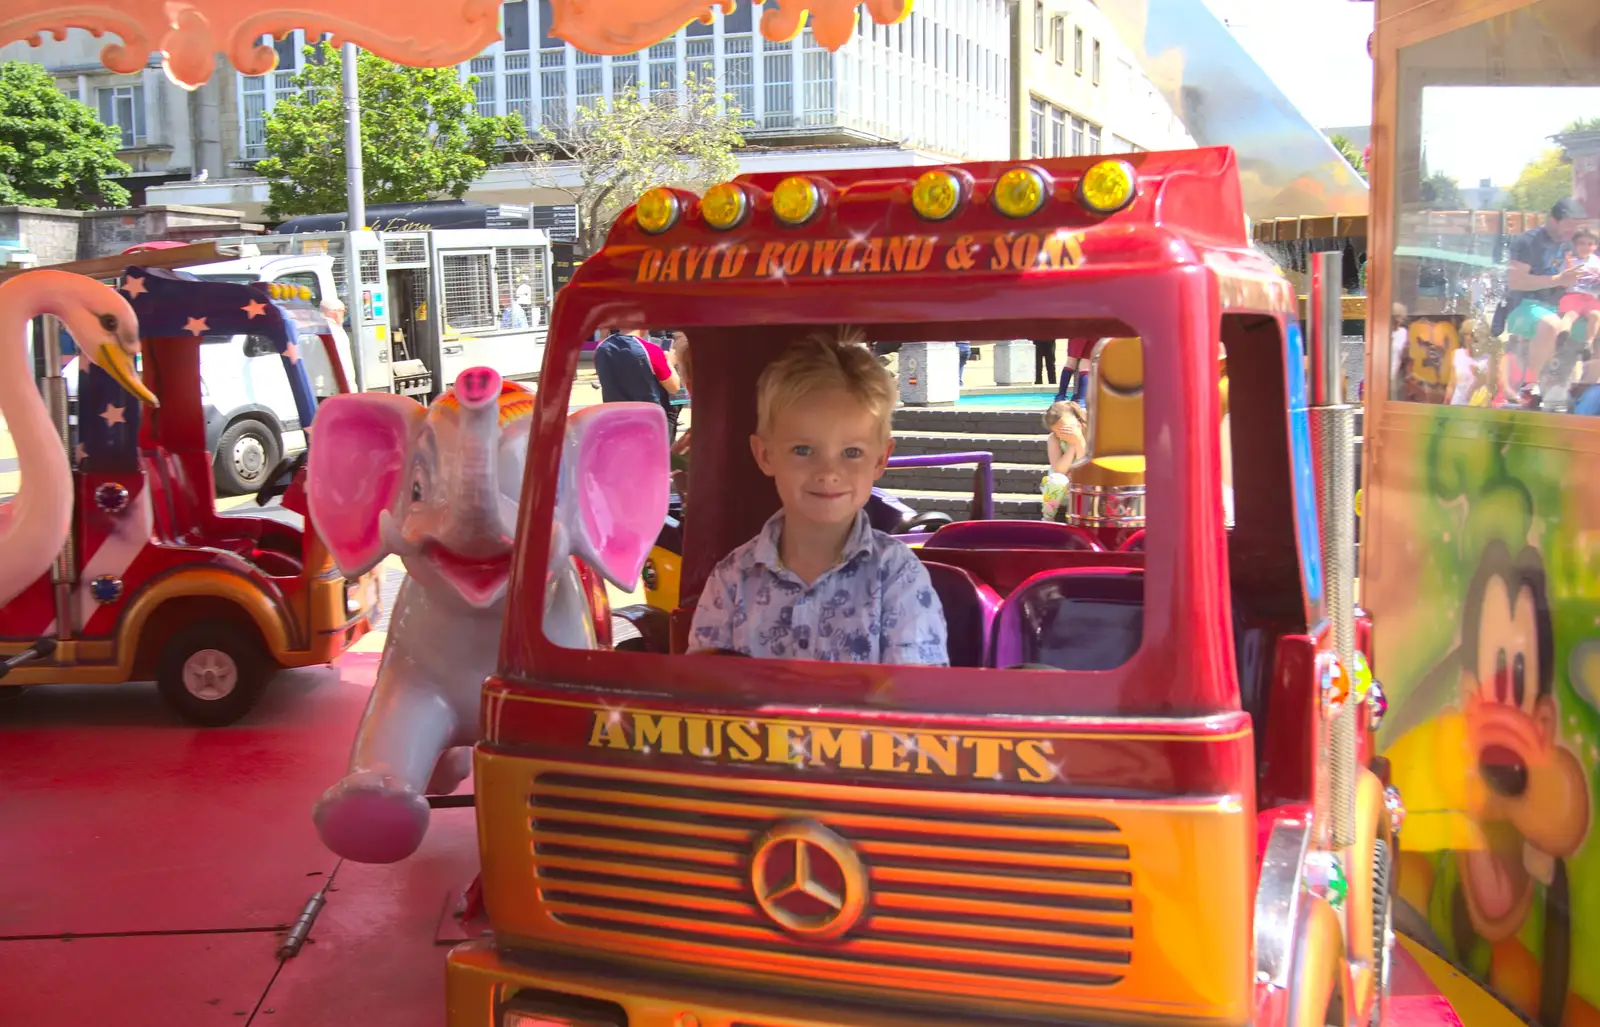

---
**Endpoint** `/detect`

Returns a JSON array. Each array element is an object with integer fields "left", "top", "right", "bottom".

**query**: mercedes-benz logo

[{"left": 749, "top": 819, "right": 867, "bottom": 940}]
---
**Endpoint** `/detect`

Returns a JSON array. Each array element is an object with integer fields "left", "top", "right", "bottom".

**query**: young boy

[
  {"left": 1563, "top": 228, "right": 1600, "bottom": 347},
  {"left": 689, "top": 328, "right": 948, "bottom": 665}
]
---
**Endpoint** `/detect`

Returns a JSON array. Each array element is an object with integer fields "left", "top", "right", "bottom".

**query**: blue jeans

[{"left": 957, "top": 343, "right": 971, "bottom": 386}]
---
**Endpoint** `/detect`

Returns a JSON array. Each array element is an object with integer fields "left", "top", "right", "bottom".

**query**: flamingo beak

[{"left": 90, "top": 341, "right": 159, "bottom": 408}]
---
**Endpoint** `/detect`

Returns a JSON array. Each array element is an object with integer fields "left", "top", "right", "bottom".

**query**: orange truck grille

[{"left": 527, "top": 770, "right": 1135, "bottom": 995}]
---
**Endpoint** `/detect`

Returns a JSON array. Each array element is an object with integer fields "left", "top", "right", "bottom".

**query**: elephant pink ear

[
  {"left": 558, "top": 402, "right": 669, "bottom": 589},
  {"left": 307, "top": 393, "right": 427, "bottom": 577}
]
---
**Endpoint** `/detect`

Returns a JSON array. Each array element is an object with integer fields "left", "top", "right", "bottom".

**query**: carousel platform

[{"left": 0, "top": 648, "right": 1515, "bottom": 1027}]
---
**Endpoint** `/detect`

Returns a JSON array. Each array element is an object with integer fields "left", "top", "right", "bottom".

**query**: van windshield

[{"left": 194, "top": 274, "right": 259, "bottom": 286}]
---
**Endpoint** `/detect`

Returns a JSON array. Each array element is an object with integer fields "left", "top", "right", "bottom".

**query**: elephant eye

[
  {"left": 1513, "top": 652, "right": 1527, "bottom": 709},
  {"left": 411, "top": 480, "right": 423, "bottom": 502},
  {"left": 98, "top": 313, "right": 119, "bottom": 332}
]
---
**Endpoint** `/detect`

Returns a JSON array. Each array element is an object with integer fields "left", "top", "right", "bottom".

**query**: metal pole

[
  {"left": 342, "top": 42, "right": 369, "bottom": 392},
  {"left": 1308, "top": 250, "right": 1357, "bottom": 851},
  {"left": 343, "top": 42, "right": 366, "bottom": 231},
  {"left": 1008, "top": 0, "right": 1025, "bottom": 160},
  {"left": 38, "top": 317, "right": 74, "bottom": 640}
]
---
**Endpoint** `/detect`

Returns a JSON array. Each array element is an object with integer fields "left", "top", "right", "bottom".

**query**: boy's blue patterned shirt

[{"left": 690, "top": 510, "right": 949, "bottom": 666}]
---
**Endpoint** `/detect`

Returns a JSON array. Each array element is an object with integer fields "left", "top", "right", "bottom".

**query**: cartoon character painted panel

[{"left": 1366, "top": 409, "right": 1600, "bottom": 1027}]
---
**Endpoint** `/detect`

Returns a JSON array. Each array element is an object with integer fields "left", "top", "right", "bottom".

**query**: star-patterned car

[{"left": 0, "top": 267, "right": 382, "bottom": 725}]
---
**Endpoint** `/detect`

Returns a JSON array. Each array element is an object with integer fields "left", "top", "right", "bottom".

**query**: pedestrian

[
  {"left": 956, "top": 341, "right": 971, "bottom": 387},
  {"left": 593, "top": 327, "right": 682, "bottom": 438},
  {"left": 1033, "top": 338, "right": 1057, "bottom": 385}
]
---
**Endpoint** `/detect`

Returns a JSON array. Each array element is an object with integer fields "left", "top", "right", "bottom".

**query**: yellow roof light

[
  {"left": 636, "top": 188, "right": 681, "bottom": 234},
  {"left": 298, "top": 286, "right": 311, "bottom": 301},
  {"left": 911, "top": 169, "right": 963, "bottom": 221},
  {"left": 1078, "top": 159, "right": 1138, "bottom": 215},
  {"left": 991, "top": 166, "right": 1048, "bottom": 219},
  {"left": 700, "top": 182, "right": 749, "bottom": 230},
  {"left": 772, "top": 176, "right": 822, "bottom": 226}
]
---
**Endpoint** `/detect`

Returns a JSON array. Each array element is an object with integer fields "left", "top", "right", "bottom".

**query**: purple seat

[
  {"left": 926, "top": 520, "right": 1103, "bottom": 552},
  {"left": 992, "top": 567, "right": 1144, "bottom": 671},
  {"left": 922, "top": 561, "right": 1001, "bottom": 668}
]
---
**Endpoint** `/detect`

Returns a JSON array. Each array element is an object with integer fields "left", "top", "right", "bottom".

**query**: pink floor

[
  {"left": 0, "top": 653, "right": 479, "bottom": 1027},
  {"left": 0, "top": 651, "right": 1470, "bottom": 1027}
]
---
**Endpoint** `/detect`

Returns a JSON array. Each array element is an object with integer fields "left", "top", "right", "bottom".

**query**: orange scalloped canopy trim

[{"left": 0, "top": 1, "right": 911, "bottom": 90}]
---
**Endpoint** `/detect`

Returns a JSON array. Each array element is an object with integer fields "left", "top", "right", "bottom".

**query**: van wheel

[
  {"left": 156, "top": 621, "right": 271, "bottom": 726},
  {"left": 215, "top": 419, "right": 280, "bottom": 496}
]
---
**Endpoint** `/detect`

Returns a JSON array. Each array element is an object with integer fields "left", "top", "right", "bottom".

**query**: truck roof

[{"left": 560, "top": 146, "right": 1290, "bottom": 343}]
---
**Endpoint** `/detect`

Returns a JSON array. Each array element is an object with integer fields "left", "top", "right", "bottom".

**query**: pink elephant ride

[{"left": 306, "top": 365, "right": 669, "bottom": 864}]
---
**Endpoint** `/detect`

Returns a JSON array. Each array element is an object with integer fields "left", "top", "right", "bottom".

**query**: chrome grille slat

[{"left": 528, "top": 771, "right": 1137, "bottom": 992}]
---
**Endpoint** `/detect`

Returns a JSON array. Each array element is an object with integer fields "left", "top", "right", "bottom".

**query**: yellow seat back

[{"left": 1076, "top": 337, "right": 1146, "bottom": 488}]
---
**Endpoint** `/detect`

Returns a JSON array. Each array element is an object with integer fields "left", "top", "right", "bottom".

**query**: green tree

[
  {"left": 1561, "top": 116, "right": 1600, "bottom": 133},
  {"left": 530, "top": 75, "right": 752, "bottom": 255},
  {"left": 1328, "top": 133, "right": 1367, "bottom": 182},
  {"left": 1419, "top": 171, "right": 1464, "bottom": 210},
  {"left": 0, "top": 61, "right": 131, "bottom": 209},
  {"left": 258, "top": 47, "right": 525, "bottom": 220},
  {"left": 1504, "top": 148, "right": 1572, "bottom": 213}
]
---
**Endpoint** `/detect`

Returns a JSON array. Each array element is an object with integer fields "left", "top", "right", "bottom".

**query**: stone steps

[
  {"left": 890, "top": 430, "right": 1046, "bottom": 466},
  {"left": 892, "top": 406, "right": 1046, "bottom": 434},
  {"left": 890, "top": 490, "right": 1044, "bottom": 520},
  {"left": 881, "top": 461, "right": 1046, "bottom": 495}
]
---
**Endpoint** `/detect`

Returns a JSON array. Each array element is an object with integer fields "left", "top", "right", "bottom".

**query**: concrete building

[
  {"left": 1021, "top": 0, "right": 1192, "bottom": 160},
  {"left": 3, "top": 2, "right": 1187, "bottom": 223}
]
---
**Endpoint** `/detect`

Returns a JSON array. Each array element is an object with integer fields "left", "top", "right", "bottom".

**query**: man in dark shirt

[
  {"left": 1506, "top": 197, "right": 1585, "bottom": 394},
  {"left": 592, "top": 328, "right": 682, "bottom": 436}
]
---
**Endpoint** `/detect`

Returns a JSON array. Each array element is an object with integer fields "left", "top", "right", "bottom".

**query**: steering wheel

[
  {"left": 256, "top": 450, "right": 308, "bottom": 506},
  {"left": 898, "top": 511, "right": 954, "bottom": 534}
]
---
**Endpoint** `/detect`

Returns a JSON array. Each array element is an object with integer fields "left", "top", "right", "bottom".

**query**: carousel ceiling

[{"left": 0, "top": 0, "right": 911, "bottom": 90}]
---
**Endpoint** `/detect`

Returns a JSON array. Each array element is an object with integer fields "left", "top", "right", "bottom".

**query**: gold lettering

[
  {"left": 1064, "top": 233, "right": 1085, "bottom": 265},
  {"left": 587, "top": 710, "right": 630, "bottom": 749},
  {"left": 962, "top": 737, "right": 1014, "bottom": 778},
  {"left": 659, "top": 248, "right": 682, "bottom": 283},
  {"left": 990, "top": 234, "right": 1014, "bottom": 271},
  {"left": 766, "top": 722, "right": 806, "bottom": 765},
  {"left": 1016, "top": 739, "right": 1057, "bottom": 783},
  {"left": 684, "top": 246, "right": 708, "bottom": 280},
  {"left": 632, "top": 713, "right": 684, "bottom": 755},
  {"left": 1013, "top": 232, "right": 1041, "bottom": 269},
  {"left": 755, "top": 241, "right": 787, "bottom": 277},
  {"left": 870, "top": 731, "right": 912, "bottom": 772},
  {"left": 810, "top": 238, "right": 845, "bottom": 274},
  {"left": 810, "top": 727, "right": 865, "bottom": 769},
  {"left": 862, "top": 237, "right": 883, "bottom": 272},
  {"left": 885, "top": 235, "right": 909, "bottom": 272},
  {"left": 636, "top": 250, "right": 664, "bottom": 283},
  {"left": 906, "top": 237, "right": 935, "bottom": 271},
  {"left": 840, "top": 239, "right": 861, "bottom": 273},
  {"left": 914, "top": 734, "right": 961, "bottom": 775},
  {"left": 782, "top": 240, "right": 809, "bottom": 275},
  {"left": 727, "top": 721, "right": 763, "bottom": 761},
  {"left": 684, "top": 717, "right": 722, "bottom": 757},
  {"left": 720, "top": 245, "right": 749, "bottom": 278}
]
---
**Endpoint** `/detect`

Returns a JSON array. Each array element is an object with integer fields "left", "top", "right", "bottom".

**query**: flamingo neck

[{"left": 1, "top": 299, "right": 73, "bottom": 519}]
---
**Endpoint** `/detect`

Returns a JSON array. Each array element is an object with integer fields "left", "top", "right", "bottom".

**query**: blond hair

[
  {"left": 1043, "top": 400, "right": 1086, "bottom": 433},
  {"left": 755, "top": 326, "right": 895, "bottom": 439}
]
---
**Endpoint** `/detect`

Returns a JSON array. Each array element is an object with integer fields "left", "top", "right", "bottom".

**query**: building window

[
  {"left": 686, "top": 37, "right": 714, "bottom": 88},
  {"left": 238, "top": 31, "right": 305, "bottom": 160},
  {"left": 1071, "top": 115, "right": 1085, "bottom": 155},
  {"left": 648, "top": 40, "right": 676, "bottom": 105},
  {"left": 1051, "top": 16, "right": 1065, "bottom": 64},
  {"left": 575, "top": 51, "right": 602, "bottom": 113},
  {"left": 1092, "top": 39, "right": 1102, "bottom": 85},
  {"left": 57, "top": 82, "right": 79, "bottom": 103},
  {"left": 763, "top": 35, "right": 794, "bottom": 128},
  {"left": 469, "top": 56, "right": 497, "bottom": 117},
  {"left": 1029, "top": 97, "right": 1047, "bottom": 159},
  {"left": 612, "top": 51, "right": 640, "bottom": 97},
  {"left": 1033, "top": 2, "right": 1045, "bottom": 51},
  {"left": 801, "top": 30, "right": 835, "bottom": 126},
  {"left": 442, "top": 252, "right": 496, "bottom": 331},
  {"left": 540, "top": 48, "right": 568, "bottom": 131},
  {"left": 505, "top": 53, "right": 532, "bottom": 130},
  {"left": 724, "top": 34, "right": 754, "bottom": 116},
  {"left": 1089, "top": 124, "right": 1102, "bottom": 154},
  {"left": 97, "top": 85, "right": 145, "bottom": 149},
  {"left": 1049, "top": 106, "right": 1066, "bottom": 157},
  {"left": 503, "top": 0, "right": 530, "bottom": 54},
  {"left": 1074, "top": 26, "right": 1084, "bottom": 75}
]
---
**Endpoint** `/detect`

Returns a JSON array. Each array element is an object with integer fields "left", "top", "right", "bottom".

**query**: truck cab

[{"left": 447, "top": 149, "right": 1400, "bottom": 1027}]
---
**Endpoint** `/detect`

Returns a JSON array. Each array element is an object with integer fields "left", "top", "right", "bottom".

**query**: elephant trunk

[{"left": 439, "top": 367, "right": 509, "bottom": 559}]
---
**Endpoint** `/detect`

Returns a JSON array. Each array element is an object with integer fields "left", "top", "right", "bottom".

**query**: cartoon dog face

[{"left": 1456, "top": 541, "right": 1590, "bottom": 942}]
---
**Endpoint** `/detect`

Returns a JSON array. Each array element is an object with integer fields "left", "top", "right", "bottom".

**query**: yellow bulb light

[
  {"left": 636, "top": 188, "right": 680, "bottom": 234},
  {"left": 700, "top": 182, "right": 748, "bottom": 230},
  {"left": 991, "top": 167, "right": 1047, "bottom": 218},
  {"left": 772, "top": 176, "right": 821, "bottom": 226},
  {"left": 1078, "top": 159, "right": 1138, "bottom": 215},
  {"left": 911, "top": 170, "right": 962, "bottom": 221}
]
